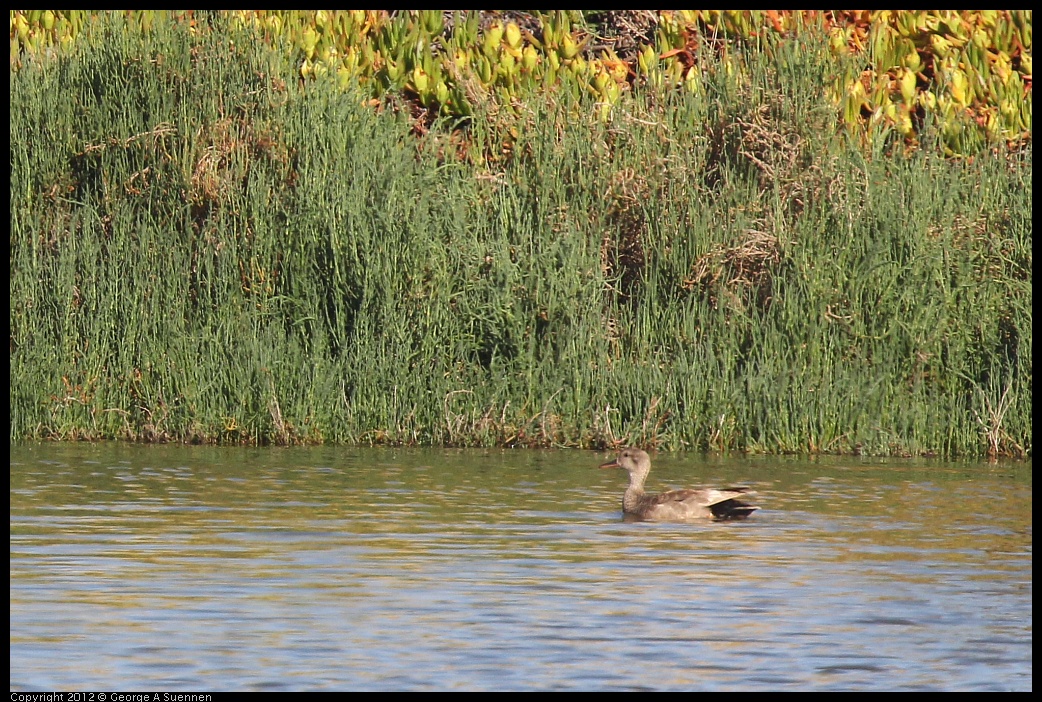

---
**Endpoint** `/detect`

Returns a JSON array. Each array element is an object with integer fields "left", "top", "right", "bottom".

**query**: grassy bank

[{"left": 9, "top": 14, "right": 1031, "bottom": 456}]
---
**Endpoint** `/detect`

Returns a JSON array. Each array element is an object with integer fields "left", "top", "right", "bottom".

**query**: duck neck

[{"left": 623, "top": 470, "right": 648, "bottom": 513}]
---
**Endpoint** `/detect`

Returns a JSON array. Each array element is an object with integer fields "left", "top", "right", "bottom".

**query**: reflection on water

[{"left": 10, "top": 443, "right": 1031, "bottom": 690}]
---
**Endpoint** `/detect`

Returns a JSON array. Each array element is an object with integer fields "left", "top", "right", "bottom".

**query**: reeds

[{"left": 9, "top": 14, "right": 1031, "bottom": 456}]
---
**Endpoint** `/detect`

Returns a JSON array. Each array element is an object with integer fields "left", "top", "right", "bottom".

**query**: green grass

[{"left": 9, "top": 13, "right": 1031, "bottom": 457}]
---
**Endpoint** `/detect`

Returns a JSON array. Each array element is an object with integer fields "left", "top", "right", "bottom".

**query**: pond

[{"left": 10, "top": 442, "right": 1032, "bottom": 690}]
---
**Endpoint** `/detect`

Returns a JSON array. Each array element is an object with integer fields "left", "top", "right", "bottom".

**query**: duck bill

[{"left": 599, "top": 459, "right": 620, "bottom": 469}]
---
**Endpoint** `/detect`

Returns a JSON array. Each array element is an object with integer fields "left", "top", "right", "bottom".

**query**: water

[{"left": 10, "top": 443, "right": 1032, "bottom": 690}]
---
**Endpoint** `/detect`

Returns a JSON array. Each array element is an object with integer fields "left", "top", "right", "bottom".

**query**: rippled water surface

[{"left": 10, "top": 443, "right": 1031, "bottom": 690}]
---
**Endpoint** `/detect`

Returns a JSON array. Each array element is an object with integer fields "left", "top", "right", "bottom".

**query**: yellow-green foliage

[
  {"left": 827, "top": 10, "right": 1032, "bottom": 151},
  {"left": 10, "top": 10, "right": 1032, "bottom": 154}
]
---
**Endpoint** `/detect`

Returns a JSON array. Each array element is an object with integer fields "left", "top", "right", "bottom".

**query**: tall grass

[{"left": 9, "top": 14, "right": 1031, "bottom": 456}]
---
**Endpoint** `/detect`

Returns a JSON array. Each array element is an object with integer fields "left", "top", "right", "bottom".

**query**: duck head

[{"left": 599, "top": 447, "right": 652, "bottom": 483}]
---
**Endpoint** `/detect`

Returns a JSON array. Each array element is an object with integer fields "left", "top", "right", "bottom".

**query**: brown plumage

[{"left": 599, "top": 447, "right": 759, "bottom": 521}]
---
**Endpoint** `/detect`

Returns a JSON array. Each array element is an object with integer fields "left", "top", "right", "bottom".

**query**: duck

[{"left": 599, "top": 447, "right": 759, "bottom": 521}]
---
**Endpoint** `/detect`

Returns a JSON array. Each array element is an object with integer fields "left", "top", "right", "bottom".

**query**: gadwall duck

[{"left": 600, "top": 447, "right": 759, "bottom": 521}]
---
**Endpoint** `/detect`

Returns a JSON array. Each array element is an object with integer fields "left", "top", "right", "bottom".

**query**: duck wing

[
  {"left": 656, "top": 486, "right": 754, "bottom": 506},
  {"left": 643, "top": 486, "right": 759, "bottom": 521}
]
